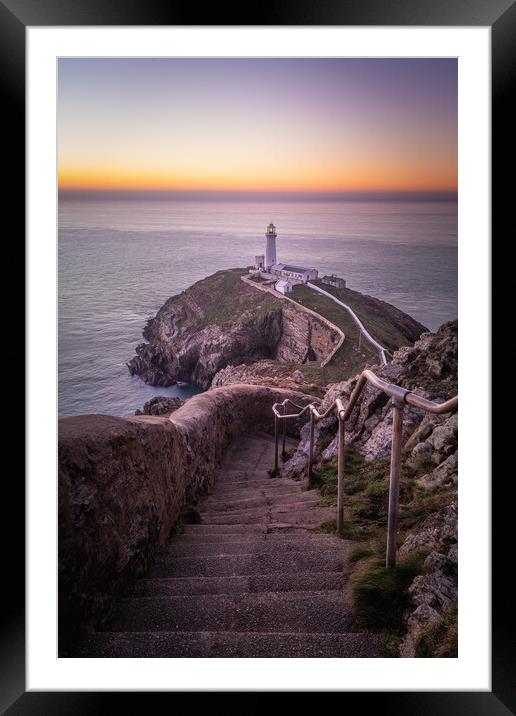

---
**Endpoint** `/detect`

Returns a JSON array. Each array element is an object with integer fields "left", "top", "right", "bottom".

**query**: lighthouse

[{"left": 265, "top": 222, "right": 277, "bottom": 270}]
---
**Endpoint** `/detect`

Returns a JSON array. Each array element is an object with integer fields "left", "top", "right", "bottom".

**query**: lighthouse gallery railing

[{"left": 272, "top": 369, "right": 458, "bottom": 568}]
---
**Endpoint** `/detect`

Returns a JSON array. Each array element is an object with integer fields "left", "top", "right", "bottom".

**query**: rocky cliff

[
  {"left": 128, "top": 268, "right": 427, "bottom": 392},
  {"left": 127, "top": 269, "right": 340, "bottom": 389},
  {"left": 279, "top": 320, "right": 458, "bottom": 656}
]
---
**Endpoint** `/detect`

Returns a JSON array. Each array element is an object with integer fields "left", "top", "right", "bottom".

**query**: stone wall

[{"left": 58, "top": 384, "right": 313, "bottom": 651}]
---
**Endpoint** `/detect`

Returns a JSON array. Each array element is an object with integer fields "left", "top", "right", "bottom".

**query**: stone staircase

[{"left": 77, "top": 432, "right": 381, "bottom": 657}]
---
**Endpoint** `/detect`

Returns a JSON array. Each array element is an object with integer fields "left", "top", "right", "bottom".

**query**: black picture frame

[{"left": 5, "top": 0, "right": 510, "bottom": 709}]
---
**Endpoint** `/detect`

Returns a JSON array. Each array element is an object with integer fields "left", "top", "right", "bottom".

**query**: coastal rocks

[
  {"left": 280, "top": 413, "right": 335, "bottom": 480},
  {"left": 275, "top": 304, "right": 336, "bottom": 363},
  {"left": 127, "top": 270, "right": 341, "bottom": 389},
  {"left": 407, "top": 413, "right": 458, "bottom": 470},
  {"left": 400, "top": 544, "right": 458, "bottom": 658},
  {"left": 399, "top": 502, "right": 457, "bottom": 558},
  {"left": 135, "top": 396, "right": 185, "bottom": 417},
  {"left": 389, "top": 320, "right": 458, "bottom": 396},
  {"left": 127, "top": 342, "right": 178, "bottom": 387},
  {"left": 211, "top": 361, "right": 321, "bottom": 396},
  {"left": 127, "top": 268, "right": 426, "bottom": 393},
  {"left": 398, "top": 498, "right": 458, "bottom": 658},
  {"left": 289, "top": 320, "right": 458, "bottom": 472},
  {"left": 416, "top": 452, "right": 458, "bottom": 490},
  {"left": 128, "top": 313, "right": 283, "bottom": 389}
]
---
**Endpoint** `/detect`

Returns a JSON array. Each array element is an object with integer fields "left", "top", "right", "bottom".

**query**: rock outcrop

[
  {"left": 211, "top": 360, "right": 322, "bottom": 396},
  {"left": 127, "top": 269, "right": 340, "bottom": 389},
  {"left": 282, "top": 320, "right": 458, "bottom": 475},
  {"left": 127, "top": 268, "right": 427, "bottom": 391},
  {"left": 277, "top": 320, "right": 458, "bottom": 655},
  {"left": 399, "top": 503, "right": 458, "bottom": 657},
  {"left": 135, "top": 395, "right": 185, "bottom": 417}
]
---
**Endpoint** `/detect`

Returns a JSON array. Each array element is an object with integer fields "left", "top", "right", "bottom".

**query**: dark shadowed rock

[
  {"left": 127, "top": 269, "right": 340, "bottom": 389},
  {"left": 135, "top": 395, "right": 185, "bottom": 417}
]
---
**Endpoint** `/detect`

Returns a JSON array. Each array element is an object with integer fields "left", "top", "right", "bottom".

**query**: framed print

[{"left": 4, "top": 0, "right": 512, "bottom": 709}]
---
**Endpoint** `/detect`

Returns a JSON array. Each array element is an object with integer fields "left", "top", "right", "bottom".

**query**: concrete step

[
  {"left": 200, "top": 490, "right": 317, "bottom": 512},
  {"left": 182, "top": 523, "right": 266, "bottom": 536},
  {"left": 181, "top": 523, "right": 329, "bottom": 537},
  {"left": 148, "top": 549, "right": 346, "bottom": 578},
  {"left": 204, "top": 484, "right": 303, "bottom": 500},
  {"left": 128, "top": 571, "right": 345, "bottom": 597},
  {"left": 213, "top": 478, "right": 281, "bottom": 489},
  {"left": 247, "top": 430, "right": 299, "bottom": 448},
  {"left": 201, "top": 496, "right": 321, "bottom": 518},
  {"left": 213, "top": 471, "right": 281, "bottom": 485},
  {"left": 223, "top": 460, "right": 275, "bottom": 473},
  {"left": 77, "top": 630, "right": 381, "bottom": 658},
  {"left": 162, "top": 538, "right": 347, "bottom": 558},
  {"left": 103, "top": 591, "right": 353, "bottom": 633},
  {"left": 173, "top": 532, "right": 340, "bottom": 545},
  {"left": 200, "top": 506, "right": 333, "bottom": 526}
]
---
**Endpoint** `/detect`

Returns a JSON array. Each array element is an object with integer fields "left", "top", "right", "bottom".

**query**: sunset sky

[{"left": 58, "top": 58, "right": 457, "bottom": 194}]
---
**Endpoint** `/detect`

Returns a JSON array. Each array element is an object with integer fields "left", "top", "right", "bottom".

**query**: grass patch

[
  {"left": 311, "top": 448, "right": 391, "bottom": 526},
  {"left": 397, "top": 485, "right": 454, "bottom": 533},
  {"left": 349, "top": 545, "right": 375, "bottom": 564},
  {"left": 309, "top": 278, "right": 425, "bottom": 351},
  {"left": 350, "top": 552, "right": 427, "bottom": 633},
  {"left": 415, "top": 605, "right": 458, "bottom": 658},
  {"left": 308, "top": 439, "right": 457, "bottom": 656},
  {"left": 160, "top": 268, "right": 284, "bottom": 332},
  {"left": 318, "top": 519, "right": 337, "bottom": 534},
  {"left": 291, "top": 284, "right": 379, "bottom": 376}
]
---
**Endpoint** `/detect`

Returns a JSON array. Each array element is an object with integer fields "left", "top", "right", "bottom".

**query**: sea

[{"left": 58, "top": 197, "right": 457, "bottom": 418}]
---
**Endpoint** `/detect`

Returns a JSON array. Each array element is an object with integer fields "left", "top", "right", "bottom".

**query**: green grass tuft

[
  {"left": 318, "top": 519, "right": 337, "bottom": 534},
  {"left": 351, "top": 552, "right": 427, "bottom": 633},
  {"left": 348, "top": 545, "right": 375, "bottom": 564}
]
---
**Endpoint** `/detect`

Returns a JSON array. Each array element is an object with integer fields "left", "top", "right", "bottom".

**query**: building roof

[
  {"left": 282, "top": 264, "right": 316, "bottom": 274},
  {"left": 275, "top": 279, "right": 291, "bottom": 289}
]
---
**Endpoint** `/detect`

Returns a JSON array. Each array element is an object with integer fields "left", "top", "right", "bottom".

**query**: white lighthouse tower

[{"left": 265, "top": 222, "right": 277, "bottom": 270}]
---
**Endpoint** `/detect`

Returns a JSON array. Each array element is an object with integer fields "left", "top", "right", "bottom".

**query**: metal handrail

[{"left": 272, "top": 368, "right": 458, "bottom": 568}]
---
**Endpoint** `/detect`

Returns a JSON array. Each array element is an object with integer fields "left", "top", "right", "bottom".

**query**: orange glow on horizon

[
  {"left": 58, "top": 58, "right": 457, "bottom": 196},
  {"left": 58, "top": 165, "right": 457, "bottom": 193}
]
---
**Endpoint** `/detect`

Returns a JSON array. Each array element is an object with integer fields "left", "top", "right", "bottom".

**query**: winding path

[
  {"left": 306, "top": 283, "right": 388, "bottom": 365},
  {"left": 242, "top": 274, "right": 388, "bottom": 367}
]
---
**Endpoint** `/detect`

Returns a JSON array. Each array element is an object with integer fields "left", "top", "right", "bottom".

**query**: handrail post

[
  {"left": 282, "top": 403, "right": 286, "bottom": 458},
  {"left": 307, "top": 410, "right": 315, "bottom": 488},
  {"left": 274, "top": 414, "right": 279, "bottom": 474},
  {"left": 386, "top": 398, "right": 405, "bottom": 568},
  {"left": 337, "top": 415, "right": 345, "bottom": 536}
]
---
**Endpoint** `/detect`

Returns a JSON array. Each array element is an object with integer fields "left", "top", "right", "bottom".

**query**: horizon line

[{"left": 59, "top": 188, "right": 458, "bottom": 203}]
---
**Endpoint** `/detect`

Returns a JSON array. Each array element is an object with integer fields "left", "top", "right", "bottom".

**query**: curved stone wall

[{"left": 58, "top": 384, "right": 314, "bottom": 651}]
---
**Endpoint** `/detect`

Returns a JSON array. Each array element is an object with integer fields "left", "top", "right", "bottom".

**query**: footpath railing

[
  {"left": 306, "top": 282, "right": 389, "bottom": 365},
  {"left": 272, "top": 369, "right": 458, "bottom": 568}
]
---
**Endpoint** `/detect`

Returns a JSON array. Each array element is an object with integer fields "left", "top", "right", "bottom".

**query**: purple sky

[{"left": 58, "top": 58, "right": 457, "bottom": 193}]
